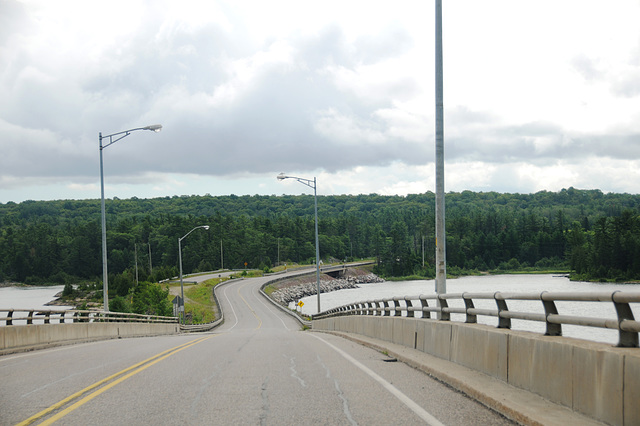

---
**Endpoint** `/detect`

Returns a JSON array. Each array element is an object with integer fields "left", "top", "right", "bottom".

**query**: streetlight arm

[
  {"left": 100, "top": 132, "right": 133, "bottom": 150},
  {"left": 277, "top": 173, "right": 315, "bottom": 190},
  {"left": 179, "top": 225, "right": 210, "bottom": 243},
  {"left": 100, "top": 125, "right": 163, "bottom": 150}
]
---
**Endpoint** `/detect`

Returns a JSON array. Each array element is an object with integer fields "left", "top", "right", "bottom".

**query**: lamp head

[
  {"left": 277, "top": 173, "right": 287, "bottom": 181},
  {"left": 144, "top": 124, "right": 163, "bottom": 133},
  {"left": 203, "top": 225, "right": 210, "bottom": 230}
]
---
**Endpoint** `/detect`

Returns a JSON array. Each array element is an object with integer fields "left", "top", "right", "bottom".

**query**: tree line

[{"left": 2, "top": 187, "right": 640, "bottom": 297}]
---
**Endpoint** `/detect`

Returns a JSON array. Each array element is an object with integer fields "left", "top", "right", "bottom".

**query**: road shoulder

[{"left": 314, "top": 330, "right": 604, "bottom": 426}]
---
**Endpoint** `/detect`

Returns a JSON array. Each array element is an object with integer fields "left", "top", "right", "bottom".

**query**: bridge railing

[
  {"left": 312, "top": 290, "right": 640, "bottom": 347},
  {"left": 1, "top": 309, "right": 178, "bottom": 326}
]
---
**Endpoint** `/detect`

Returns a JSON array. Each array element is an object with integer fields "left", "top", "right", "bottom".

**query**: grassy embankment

[
  {"left": 171, "top": 269, "right": 268, "bottom": 323},
  {"left": 170, "top": 276, "right": 231, "bottom": 324}
]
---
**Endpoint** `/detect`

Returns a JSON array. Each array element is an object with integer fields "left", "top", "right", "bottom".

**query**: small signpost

[
  {"left": 297, "top": 300, "right": 304, "bottom": 313},
  {"left": 172, "top": 296, "right": 183, "bottom": 317}
]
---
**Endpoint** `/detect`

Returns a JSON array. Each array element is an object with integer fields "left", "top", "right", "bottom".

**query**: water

[
  {"left": 0, "top": 285, "right": 74, "bottom": 311},
  {"left": 0, "top": 285, "right": 75, "bottom": 325},
  {"left": 293, "top": 274, "right": 640, "bottom": 345}
]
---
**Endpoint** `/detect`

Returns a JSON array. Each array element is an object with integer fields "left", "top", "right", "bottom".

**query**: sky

[{"left": 1, "top": 0, "right": 640, "bottom": 203}]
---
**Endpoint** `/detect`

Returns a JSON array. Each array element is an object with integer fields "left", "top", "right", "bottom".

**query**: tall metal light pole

[
  {"left": 99, "top": 124, "right": 162, "bottom": 312},
  {"left": 277, "top": 173, "right": 321, "bottom": 313},
  {"left": 178, "top": 225, "right": 210, "bottom": 324},
  {"left": 435, "top": 0, "right": 447, "bottom": 305}
]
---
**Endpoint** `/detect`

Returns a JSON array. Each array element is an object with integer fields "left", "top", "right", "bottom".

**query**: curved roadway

[{"left": 1, "top": 272, "right": 513, "bottom": 425}]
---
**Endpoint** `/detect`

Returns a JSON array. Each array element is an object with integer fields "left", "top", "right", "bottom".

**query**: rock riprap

[{"left": 270, "top": 273, "right": 383, "bottom": 305}]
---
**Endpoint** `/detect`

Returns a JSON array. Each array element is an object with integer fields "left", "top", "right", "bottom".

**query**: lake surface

[
  {"left": 293, "top": 274, "right": 640, "bottom": 345},
  {"left": 0, "top": 285, "right": 74, "bottom": 311}
]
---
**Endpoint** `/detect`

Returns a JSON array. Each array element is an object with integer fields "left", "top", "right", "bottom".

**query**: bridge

[{"left": 1, "top": 268, "right": 638, "bottom": 425}]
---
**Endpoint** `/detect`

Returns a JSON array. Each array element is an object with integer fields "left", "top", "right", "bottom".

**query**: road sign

[{"left": 297, "top": 301, "right": 304, "bottom": 307}]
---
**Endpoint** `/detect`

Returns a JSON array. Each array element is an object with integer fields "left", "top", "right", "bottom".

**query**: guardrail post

[
  {"left": 59, "top": 311, "right": 66, "bottom": 324},
  {"left": 540, "top": 291, "right": 561, "bottom": 336},
  {"left": 382, "top": 300, "right": 390, "bottom": 316},
  {"left": 495, "top": 292, "right": 511, "bottom": 329},
  {"left": 393, "top": 298, "right": 402, "bottom": 317},
  {"left": 44, "top": 311, "right": 50, "bottom": 324},
  {"left": 463, "top": 294, "right": 477, "bottom": 324},
  {"left": 27, "top": 310, "right": 34, "bottom": 325},
  {"left": 406, "top": 297, "right": 414, "bottom": 318},
  {"left": 370, "top": 301, "right": 377, "bottom": 316},
  {"left": 420, "top": 296, "right": 431, "bottom": 319},
  {"left": 7, "top": 309, "right": 13, "bottom": 326},
  {"left": 437, "top": 295, "right": 450, "bottom": 321},
  {"left": 612, "top": 291, "right": 639, "bottom": 347}
]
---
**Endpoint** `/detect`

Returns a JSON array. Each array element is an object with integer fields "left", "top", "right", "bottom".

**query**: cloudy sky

[{"left": 1, "top": 0, "right": 640, "bottom": 203}]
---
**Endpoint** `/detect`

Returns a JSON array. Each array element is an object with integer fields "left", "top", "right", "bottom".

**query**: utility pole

[
  {"left": 134, "top": 243, "right": 139, "bottom": 286},
  {"left": 148, "top": 243, "right": 152, "bottom": 274},
  {"left": 435, "top": 0, "right": 447, "bottom": 304}
]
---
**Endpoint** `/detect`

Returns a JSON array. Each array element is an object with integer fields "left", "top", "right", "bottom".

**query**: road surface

[{"left": 1, "top": 272, "right": 514, "bottom": 425}]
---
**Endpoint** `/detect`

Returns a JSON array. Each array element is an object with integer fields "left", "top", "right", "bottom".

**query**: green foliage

[
  {"left": 1, "top": 188, "right": 640, "bottom": 283},
  {"left": 62, "top": 282, "right": 76, "bottom": 297},
  {"left": 566, "top": 209, "right": 640, "bottom": 281},
  {"left": 109, "top": 295, "right": 131, "bottom": 313},
  {"left": 131, "top": 282, "right": 172, "bottom": 316}
]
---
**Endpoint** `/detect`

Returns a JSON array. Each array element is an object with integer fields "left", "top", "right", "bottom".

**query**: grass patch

[{"left": 178, "top": 276, "right": 230, "bottom": 324}]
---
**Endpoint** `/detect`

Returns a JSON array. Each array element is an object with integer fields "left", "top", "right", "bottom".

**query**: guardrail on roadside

[
  {"left": 1, "top": 309, "right": 178, "bottom": 326},
  {"left": 312, "top": 291, "right": 640, "bottom": 347}
]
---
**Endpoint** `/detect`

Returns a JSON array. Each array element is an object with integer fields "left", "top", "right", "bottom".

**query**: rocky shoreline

[{"left": 270, "top": 273, "right": 383, "bottom": 306}]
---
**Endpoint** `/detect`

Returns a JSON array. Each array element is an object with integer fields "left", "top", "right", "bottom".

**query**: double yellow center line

[{"left": 18, "top": 335, "right": 215, "bottom": 425}]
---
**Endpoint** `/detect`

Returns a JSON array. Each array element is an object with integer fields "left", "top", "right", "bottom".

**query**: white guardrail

[{"left": 312, "top": 290, "right": 640, "bottom": 347}]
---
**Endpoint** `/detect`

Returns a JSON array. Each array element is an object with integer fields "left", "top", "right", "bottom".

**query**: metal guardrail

[
  {"left": 312, "top": 291, "right": 640, "bottom": 348},
  {"left": 1, "top": 309, "right": 178, "bottom": 325}
]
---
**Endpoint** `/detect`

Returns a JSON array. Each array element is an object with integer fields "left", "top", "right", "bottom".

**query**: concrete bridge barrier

[
  {"left": 313, "top": 316, "right": 640, "bottom": 426},
  {"left": 0, "top": 321, "right": 179, "bottom": 355}
]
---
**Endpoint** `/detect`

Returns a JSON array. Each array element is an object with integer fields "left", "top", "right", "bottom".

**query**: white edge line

[{"left": 309, "top": 333, "right": 445, "bottom": 426}]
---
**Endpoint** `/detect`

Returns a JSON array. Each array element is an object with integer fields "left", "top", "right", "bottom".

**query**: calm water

[
  {"left": 0, "top": 285, "right": 74, "bottom": 310},
  {"left": 294, "top": 274, "right": 640, "bottom": 345}
]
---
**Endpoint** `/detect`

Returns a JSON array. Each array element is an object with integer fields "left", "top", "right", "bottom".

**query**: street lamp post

[
  {"left": 178, "top": 225, "right": 210, "bottom": 324},
  {"left": 99, "top": 124, "right": 162, "bottom": 312},
  {"left": 435, "top": 0, "right": 447, "bottom": 321},
  {"left": 277, "top": 173, "right": 321, "bottom": 313}
]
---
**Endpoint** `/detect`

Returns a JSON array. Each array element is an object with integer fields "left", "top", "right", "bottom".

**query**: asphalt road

[{"left": 1, "top": 272, "right": 514, "bottom": 425}]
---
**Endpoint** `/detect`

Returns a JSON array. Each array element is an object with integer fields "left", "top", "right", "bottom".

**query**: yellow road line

[{"left": 17, "top": 335, "right": 213, "bottom": 426}]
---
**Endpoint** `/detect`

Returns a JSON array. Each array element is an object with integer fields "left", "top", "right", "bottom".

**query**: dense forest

[{"left": 2, "top": 188, "right": 640, "bottom": 299}]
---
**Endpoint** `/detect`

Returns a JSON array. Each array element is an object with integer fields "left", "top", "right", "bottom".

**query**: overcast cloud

[{"left": 1, "top": 0, "right": 640, "bottom": 202}]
